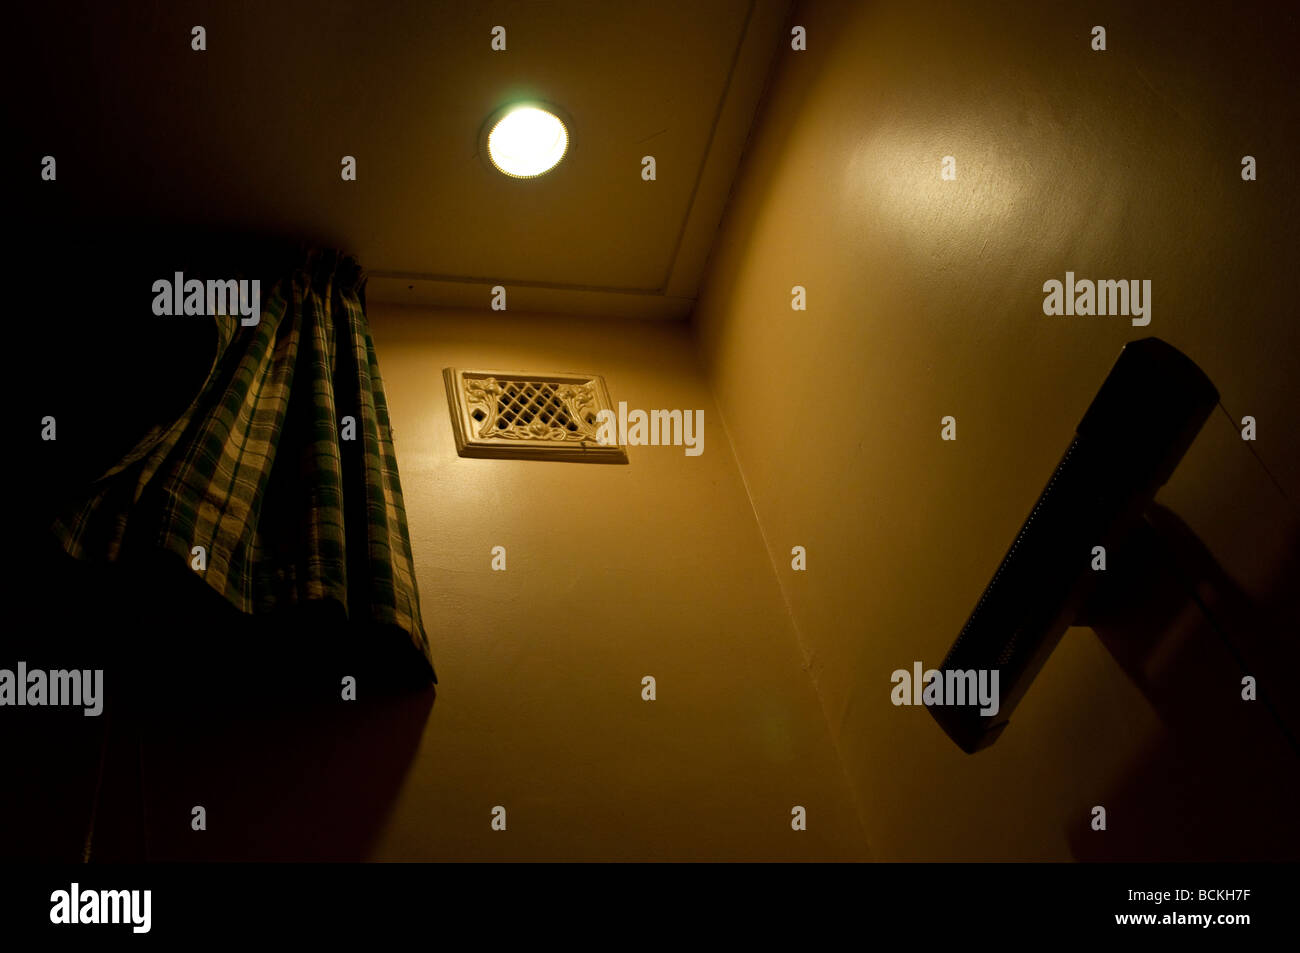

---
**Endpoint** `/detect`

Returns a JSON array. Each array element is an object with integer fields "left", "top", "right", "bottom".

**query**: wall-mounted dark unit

[{"left": 929, "top": 337, "right": 1220, "bottom": 753}]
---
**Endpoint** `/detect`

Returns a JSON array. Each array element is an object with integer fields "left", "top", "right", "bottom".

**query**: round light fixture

[{"left": 485, "top": 104, "right": 569, "bottom": 178}]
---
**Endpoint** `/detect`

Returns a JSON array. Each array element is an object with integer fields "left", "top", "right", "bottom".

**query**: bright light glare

[{"left": 487, "top": 106, "right": 569, "bottom": 178}]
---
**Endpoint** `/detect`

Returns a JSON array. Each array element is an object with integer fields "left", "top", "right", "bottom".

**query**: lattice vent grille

[
  {"left": 444, "top": 368, "right": 627, "bottom": 463},
  {"left": 480, "top": 379, "right": 591, "bottom": 440}
]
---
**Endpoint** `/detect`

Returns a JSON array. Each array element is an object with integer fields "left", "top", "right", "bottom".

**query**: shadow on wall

[
  {"left": 1068, "top": 504, "right": 1300, "bottom": 860},
  {"left": 6, "top": 544, "right": 434, "bottom": 862}
]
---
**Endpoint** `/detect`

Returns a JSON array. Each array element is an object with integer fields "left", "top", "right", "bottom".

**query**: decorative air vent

[{"left": 443, "top": 368, "right": 628, "bottom": 463}]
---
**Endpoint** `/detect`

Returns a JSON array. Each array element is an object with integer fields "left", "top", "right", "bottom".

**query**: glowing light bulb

[{"left": 486, "top": 106, "right": 569, "bottom": 178}]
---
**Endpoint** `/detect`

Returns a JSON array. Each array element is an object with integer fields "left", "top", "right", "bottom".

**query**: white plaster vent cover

[{"left": 443, "top": 368, "right": 628, "bottom": 463}]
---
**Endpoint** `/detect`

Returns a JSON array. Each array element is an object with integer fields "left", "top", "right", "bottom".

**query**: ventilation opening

[
  {"left": 443, "top": 368, "right": 628, "bottom": 464},
  {"left": 495, "top": 381, "right": 580, "bottom": 432}
]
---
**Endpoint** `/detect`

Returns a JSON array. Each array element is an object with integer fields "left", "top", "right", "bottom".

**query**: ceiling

[{"left": 20, "top": 0, "right": 792, "bottom": 319}]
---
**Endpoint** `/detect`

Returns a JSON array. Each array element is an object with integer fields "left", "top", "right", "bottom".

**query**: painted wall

[
  {"left": 362, "top": 302, "right": 868, "bottom": 860},
  {"left": 692, "top": 0, "right": 1300, "bottom": 859}
]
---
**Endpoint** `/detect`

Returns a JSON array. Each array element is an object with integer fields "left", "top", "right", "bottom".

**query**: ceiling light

[{"left": 485, "top": 105, "right": 569, "bottom": 178}]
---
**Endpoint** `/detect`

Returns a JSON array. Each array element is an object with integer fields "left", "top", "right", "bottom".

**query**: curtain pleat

[{"left": 52, "top": 249, "right": 435, "bottom": 682}]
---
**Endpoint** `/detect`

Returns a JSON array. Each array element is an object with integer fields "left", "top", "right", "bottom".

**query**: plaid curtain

[{"left": 52, "top": 249, "right": 435, "bottom": 682}]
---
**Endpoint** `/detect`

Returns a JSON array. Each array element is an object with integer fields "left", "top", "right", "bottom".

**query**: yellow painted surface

[
  {"left": 366, "top": 303, "right": 869, "bottom": 860},
  {"left": 692, "top": 0, "right": 1299, "bottom": 859}
]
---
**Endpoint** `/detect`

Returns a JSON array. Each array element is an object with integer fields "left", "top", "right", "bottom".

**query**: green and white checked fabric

[{"left": 52, "top": 250, "right": 435, "bottom": 681}]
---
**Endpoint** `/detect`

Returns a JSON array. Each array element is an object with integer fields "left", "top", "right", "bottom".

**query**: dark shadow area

[
  {"left": 5, "top": 219, "right": 435, "bottom": 862},
  {"left": 6, "top": 545, "right": 436, "bottom": 861},
  {"left": 1067, "top": 504, "right": 1300, "bottom": 860}
]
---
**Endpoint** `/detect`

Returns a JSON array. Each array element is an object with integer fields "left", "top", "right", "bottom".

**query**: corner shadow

[{"left": 1066, "top": 504, "right": 1300, "bottom": 860}]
